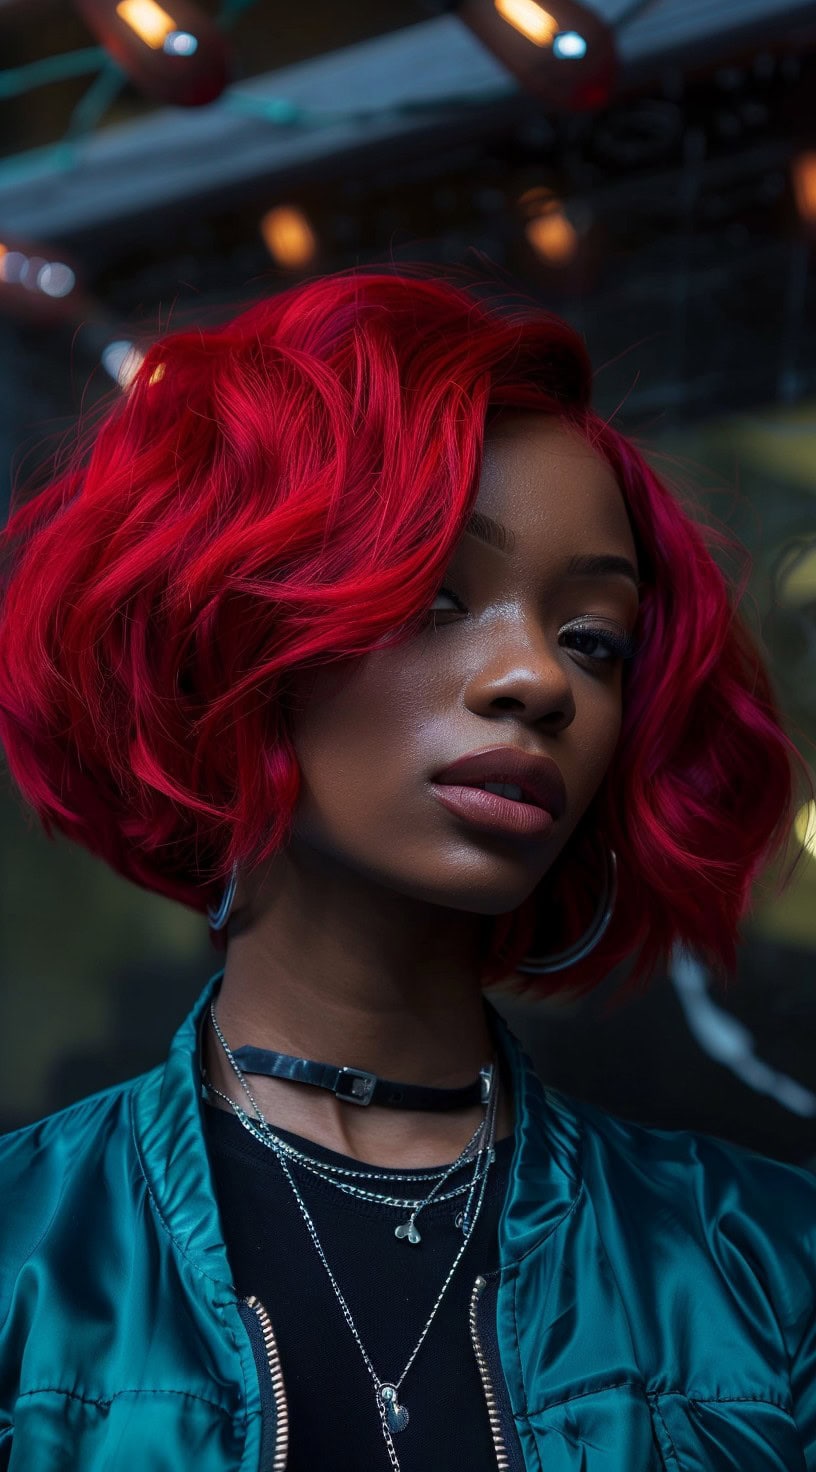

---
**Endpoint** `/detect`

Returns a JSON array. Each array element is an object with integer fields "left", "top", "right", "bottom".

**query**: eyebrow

[{"left": 464, "top": 510, "right": 641, "bottom": 590}]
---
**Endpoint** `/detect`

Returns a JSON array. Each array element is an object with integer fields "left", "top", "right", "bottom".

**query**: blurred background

[{"left": 1, "top": 0, "right": 815, "bottom": 1165}]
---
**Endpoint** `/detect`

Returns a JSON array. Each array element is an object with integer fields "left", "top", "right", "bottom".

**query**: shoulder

[
  {"left": 0, "top": 1068, "right": 161, "bottom": 1304},
  {"left": 550, "top": 1086, "right": 816, "bottom": 1330},
  {"left": 565, "top": 1084, "right": 816, "bottom": 1204}
]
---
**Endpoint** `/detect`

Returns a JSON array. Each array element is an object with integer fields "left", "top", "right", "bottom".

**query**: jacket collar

[
  {"left": 485, "top": 994, "right": 584, "bottom": 1260},
  {"left": 132, "top": 968, "right": 583, "bottom": 1291}
]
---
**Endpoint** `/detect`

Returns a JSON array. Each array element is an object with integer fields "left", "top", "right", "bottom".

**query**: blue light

[
  {"left": 553, "top": 31, "right": 588, "bottom": 60},
  {"left": 37, "top": 262, "right": 76, "bottom": 298},
  {"left": 163, "top": 31, "right": 199, "bottom": 57}
]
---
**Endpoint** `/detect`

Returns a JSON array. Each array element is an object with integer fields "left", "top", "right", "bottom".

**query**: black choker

[{"left": 229, "top": 1042, "right": 494, "bottom": 1111}]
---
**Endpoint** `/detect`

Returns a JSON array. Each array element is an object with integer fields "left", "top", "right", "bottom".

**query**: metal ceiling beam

[{"left": 0, "top": 0, "right": 813, "bottom": 240}]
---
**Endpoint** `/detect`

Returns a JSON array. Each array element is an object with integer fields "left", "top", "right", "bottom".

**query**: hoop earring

[
  {"left": 206, "top": 845, "right": 618, "bottom": 973},
  {"left": 511, "top": 844, "right": 618, "bottom": 974},
  {"left": 208, "top": 862, "right": 239, "bottom": 931}
]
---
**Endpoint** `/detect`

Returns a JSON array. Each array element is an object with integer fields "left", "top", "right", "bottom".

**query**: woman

[{"left": 0, "top": 264, "right": 814, "bottom": 1472}]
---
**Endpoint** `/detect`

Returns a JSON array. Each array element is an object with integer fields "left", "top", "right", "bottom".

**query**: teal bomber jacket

[{"left": 1, "top": 966, "right": 815, "bottom": 1470}]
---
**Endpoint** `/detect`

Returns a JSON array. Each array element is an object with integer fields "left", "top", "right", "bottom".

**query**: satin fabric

[
  {"left": 497, "top": 1047, "right": 816, "bottom": 1469},
  {"left": 0, "top": 965, "right": 814, "bottom": 1470}
]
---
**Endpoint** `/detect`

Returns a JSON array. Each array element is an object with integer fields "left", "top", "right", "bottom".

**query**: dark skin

[{"left": 204, "top": 414, "right": 641, "bottom": 1167}]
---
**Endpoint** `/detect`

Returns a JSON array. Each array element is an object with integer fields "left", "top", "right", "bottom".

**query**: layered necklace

[{"left": 204, "top": 1001, "right": 501, "bottom": 1469}]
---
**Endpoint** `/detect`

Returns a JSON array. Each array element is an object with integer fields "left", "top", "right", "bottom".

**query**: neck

[{"left": 203, "top": 863, "right": 515, "bottom": 1168}]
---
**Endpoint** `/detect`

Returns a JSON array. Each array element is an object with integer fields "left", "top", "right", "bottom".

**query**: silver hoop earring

[
  {"left": 208, "top": 862, "right": 239, "bottom": 931},
  {"left": 206, "top": 846, "right": 618, "bottom": 971},
  {"left": 511, "top": 845, "right": 618, "bottom": 974}
]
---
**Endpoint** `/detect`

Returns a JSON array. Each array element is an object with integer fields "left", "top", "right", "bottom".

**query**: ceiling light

[
  {"left": 457, "top": 0, "right": 616, "bottom": 111},
  {"left": 75, "top": 0, "right": 229, "bottom": 105}
]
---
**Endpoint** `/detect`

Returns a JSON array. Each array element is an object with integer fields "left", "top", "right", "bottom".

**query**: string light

[
  {"left": 791, "top": 152, "right": 816, "bottom": 224},
  {"left": 526, "top": 208, "right": 578, "bottom": 263},
  {"left": 0, "top": 244, "right": 77, "bottom": 299},
  {"left": 259, "top": 206, "right": 318, "bottom": 269},
  {"left": 519, "top": 186, "right": 580, "bottom": 265},
  {"left": 36, "top": 263, "right": 77, "bottom": 297}
]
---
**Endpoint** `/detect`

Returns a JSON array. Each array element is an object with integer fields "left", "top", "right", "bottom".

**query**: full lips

[{"left": 430, "top": 782, "right": 556, "bottom": 838}]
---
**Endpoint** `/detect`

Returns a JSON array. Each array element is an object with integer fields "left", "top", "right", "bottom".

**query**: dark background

[{"left": 1, "top": 0, "right": 815, "bottom": 1165}]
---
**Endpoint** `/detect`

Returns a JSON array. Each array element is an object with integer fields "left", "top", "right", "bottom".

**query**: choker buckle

[{"left": 335, "top": 1066, "right": 377, "bottom": 1105}]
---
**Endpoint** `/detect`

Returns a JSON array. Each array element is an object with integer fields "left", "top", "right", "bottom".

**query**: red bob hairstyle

[{"left": 0, "top": 264, "right": 811, "bottom": 998}]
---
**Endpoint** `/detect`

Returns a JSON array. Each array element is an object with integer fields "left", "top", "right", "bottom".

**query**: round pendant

[{"left": 379, "top": 1383, "right": 409, "bottom": 1432}]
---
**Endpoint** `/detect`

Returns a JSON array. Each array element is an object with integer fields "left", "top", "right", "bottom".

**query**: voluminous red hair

[{"left": 0, "top": 264, "right": 811, "bottom": 998}]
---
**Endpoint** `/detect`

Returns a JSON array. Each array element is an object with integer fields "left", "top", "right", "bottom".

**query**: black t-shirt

[{"left": 203, "top": 1100, "right": 514, "bottom": 1471}]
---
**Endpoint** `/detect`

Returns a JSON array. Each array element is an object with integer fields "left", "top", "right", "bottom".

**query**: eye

[
  {"left": 427, "top": 587, "right": 639, "bottom": 665},
  {"left": 563, "top": 621, "right": 639, "bottom": 665},
  {"left": 429, "top": 585, "right": 468, "bottom": 620}
]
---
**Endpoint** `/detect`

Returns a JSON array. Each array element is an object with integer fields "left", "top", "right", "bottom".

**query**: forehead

[{"left": 472, "top": 413, "right": 632, "bottom": 553}]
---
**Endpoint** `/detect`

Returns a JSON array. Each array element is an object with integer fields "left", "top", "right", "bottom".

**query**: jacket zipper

[
  {"left": 470, "top": 1274, "right": 511, "bottom": 1469},
  {"left": 243, "top": 1295, "right": 289, "bottom": 1472},
  {"left": 244, "top": 1279, "right": 516, "bottom": 1471}
]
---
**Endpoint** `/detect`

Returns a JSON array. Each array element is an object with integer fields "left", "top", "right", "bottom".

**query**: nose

[{"left": 464, "top": 627, "right": 576, "bottom": 729}]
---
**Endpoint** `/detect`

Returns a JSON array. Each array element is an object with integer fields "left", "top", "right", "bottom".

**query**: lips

[{"left": 431, "top": 745, "right": 566, "bottom": 820}]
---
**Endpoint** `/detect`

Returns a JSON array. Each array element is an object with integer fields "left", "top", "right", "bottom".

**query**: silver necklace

[
  {"left": 202, "top": 1072, "right": 493, "bottom": 1234},
  {"left": 208, "top": 1004, "right": 500, "bottom": 1468},
  {"left": 207, "top": 1003, "right": 496, "bottom": 1241}
]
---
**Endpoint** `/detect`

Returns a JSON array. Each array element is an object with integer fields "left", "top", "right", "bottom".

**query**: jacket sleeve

[
  {"left": 0, "top": 1104, "right": 97, "bottom": 1448},
  {"left": 701, "top": 1138, "right": 816, "bottom": 1466},
  {"left": 790, "top": 1291, "right": 816, "bottom": 1469},
  {"left": 769, "top": 1155, "right": 816, "bottom": 1471}
]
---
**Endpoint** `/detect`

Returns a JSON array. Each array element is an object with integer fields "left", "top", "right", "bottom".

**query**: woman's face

[{"left": 282, "top": 413, "right": 641, "bottom": 918}]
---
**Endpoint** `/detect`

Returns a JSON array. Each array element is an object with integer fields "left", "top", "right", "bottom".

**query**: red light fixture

[
  {"left": 457, "top": 0, "right": 617, "bottom": 112},
  {"left": 74, "top": 0, "right": 230, "bottom": 106}
]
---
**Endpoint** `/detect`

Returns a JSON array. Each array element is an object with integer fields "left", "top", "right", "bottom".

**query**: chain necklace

[
  {"left": 207, "top": 1003, "right": 497, "bottom": 1239},
  {"left": 203, "top": 1073, "right": 493, "bottom": 1223},
  {"left": 207, "top": 1003, "right": 500, "bottom": 1469}
]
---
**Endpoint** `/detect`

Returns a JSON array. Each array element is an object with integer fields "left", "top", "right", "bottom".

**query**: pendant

[
  {"left": 394, "top": 1218, "right": 421, "bottom": 1244},
  {"left": 378, "top": 1383, "right": 409, "bottom": 1432}
]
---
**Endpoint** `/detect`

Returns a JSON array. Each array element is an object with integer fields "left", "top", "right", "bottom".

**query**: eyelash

[{"left": 429, "top": 585, "right": 639, "bottom": 664}]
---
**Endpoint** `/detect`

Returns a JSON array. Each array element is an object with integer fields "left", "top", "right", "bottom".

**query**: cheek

[
  {"left": 571, "top": 686, "right": 625, "bottom": 796},
  {"left": 286, "top": 673, "right": 417, "bottom": 837}
]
